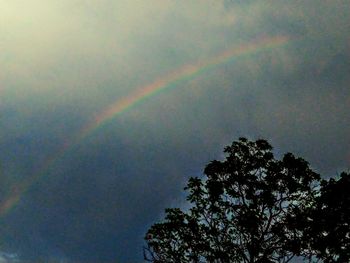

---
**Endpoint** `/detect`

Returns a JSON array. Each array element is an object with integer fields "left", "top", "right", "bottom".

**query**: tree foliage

[
  {"left": 144, "top": 138, "right": 350, "bottom": 262},
  {"left": 144, "top": 138, "right": 329, "bottom": 262},
  {"left": 303, "top": 172, "right": 350, "bottom": 262}
]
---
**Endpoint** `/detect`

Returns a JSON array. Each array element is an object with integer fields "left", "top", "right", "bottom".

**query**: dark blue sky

[{"left": 1, "top": 1, "right": 350, "bottom": 262}]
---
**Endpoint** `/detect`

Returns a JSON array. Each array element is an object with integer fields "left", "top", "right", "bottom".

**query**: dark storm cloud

[{"left": 1, "top": 1, "right": 349, "bottom": 261}]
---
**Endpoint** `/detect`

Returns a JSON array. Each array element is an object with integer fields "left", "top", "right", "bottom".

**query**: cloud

[{"left": 0, "top": 251, "right": 19, "bottom": 263}]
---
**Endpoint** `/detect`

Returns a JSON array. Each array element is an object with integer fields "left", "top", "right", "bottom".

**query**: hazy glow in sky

[{"left": 0, "top": 1, "right": 349, "bottom": 261}]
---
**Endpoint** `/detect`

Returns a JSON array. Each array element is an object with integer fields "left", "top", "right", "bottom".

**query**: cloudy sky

[{"left": 0, "top": 0, "right": 349, "bottom": 262}]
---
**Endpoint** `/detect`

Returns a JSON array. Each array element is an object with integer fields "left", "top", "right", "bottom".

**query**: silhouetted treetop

[{"left": 144, "top": 138, "right": 349, "bottom": 263}]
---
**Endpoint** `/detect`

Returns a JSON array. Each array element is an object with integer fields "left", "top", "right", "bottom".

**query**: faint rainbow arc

[
  {"left": 78, "top": 35, "right": 290, "bottom": 142},
  {"left": 0, "top": 35, "right": 291, "bottom": 217}
]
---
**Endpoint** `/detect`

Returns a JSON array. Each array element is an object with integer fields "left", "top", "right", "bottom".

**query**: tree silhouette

[
  {"left": 303, "top": 172, "right": 350, "bottom": 262},
  {"left": 144, "top": 138, "right": 322, "bottom": 262}
]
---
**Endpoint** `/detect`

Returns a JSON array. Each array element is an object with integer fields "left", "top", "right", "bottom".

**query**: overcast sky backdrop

[{"left": 1, "top": 1, "right": 349, "bottom": 262}]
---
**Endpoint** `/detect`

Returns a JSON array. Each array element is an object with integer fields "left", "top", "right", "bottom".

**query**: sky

[{"left": 0, "top": 0, "right": 349, "bottom": 262}]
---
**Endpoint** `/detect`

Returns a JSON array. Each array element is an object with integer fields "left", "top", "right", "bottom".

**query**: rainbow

[
  {"left": 0, "top": 35, "right": 291, "bottom": 217},
  {"left": 80, "top": 35, "right": 290, "bottom": 140}
]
